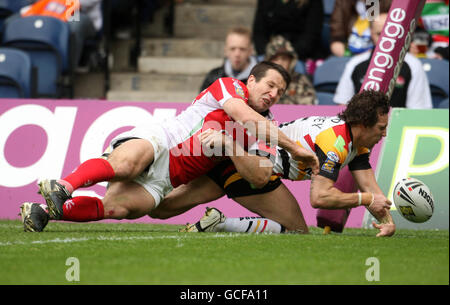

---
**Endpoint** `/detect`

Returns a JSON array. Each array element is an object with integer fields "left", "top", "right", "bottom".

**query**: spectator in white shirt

[{"left": 334, "top": 12, "right": 432, "bottom": 109}]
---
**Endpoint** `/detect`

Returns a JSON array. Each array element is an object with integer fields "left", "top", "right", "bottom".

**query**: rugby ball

[{"left": 393, "top": 178, "right": 434, "bottom": 223}]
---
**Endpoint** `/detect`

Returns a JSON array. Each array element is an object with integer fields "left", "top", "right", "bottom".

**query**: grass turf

[{"left": 0, "top": 220, "right": 448, "bottom": 285}]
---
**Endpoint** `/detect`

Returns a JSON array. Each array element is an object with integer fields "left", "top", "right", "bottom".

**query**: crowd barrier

[{"left": 0, "top": 99, "right": 447, "bottom": 229}]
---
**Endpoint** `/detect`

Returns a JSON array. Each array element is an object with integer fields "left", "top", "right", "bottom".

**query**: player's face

[
  {"left": 225, "top": 33, "right": 253, "bottom": 72},
  {"left": 246, "top": 69, "right": 287, "bottom": 113},
  {"left": 362, "top": 113, "right": 389, "bottom": 148}
]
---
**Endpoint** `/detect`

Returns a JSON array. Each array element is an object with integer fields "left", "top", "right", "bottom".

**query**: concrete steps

[
  {"left": 107, "top": 72, "right": 203, "bottom": 102},
  {"left": 106, "top": 0, "right": 257, "bottom": 102},
  {"left": 173, "top": 3, "right": 255, "bottom": 40},
  {"left": 107, "top": 90, "right": 198, "bottom": 103},
  {"left": 182, "top": 0, "right": 256, "bottom": 5},
  {"left": 110, "top": 38, "right": 224, "bottom": 73},
  {"left": 110, "top": 73, "right": 204, "bottom": 92},
  {"left": 138, "top": 56, "right": 223, "bottom": 74},
  {"left": 141, "top": 38, "right": 224, "bottom": 58}
]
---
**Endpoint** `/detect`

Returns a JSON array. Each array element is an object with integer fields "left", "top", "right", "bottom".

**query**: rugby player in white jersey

[
  {"left": 20, "top": 62, "right": 319, "bottom": 232},
  {"left": 150, "top": 90, "right": 396, "bottom": 237}
]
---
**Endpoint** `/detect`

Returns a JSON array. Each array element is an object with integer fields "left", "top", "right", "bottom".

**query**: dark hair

[
  {"left": 249, "top": 61, "right": 291, "bottom": 89},
  {"left": 338, "top": 90, "right": 390, "bottom": 127}
]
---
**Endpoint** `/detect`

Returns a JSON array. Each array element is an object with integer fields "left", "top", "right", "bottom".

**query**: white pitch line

[
  {"left": 0, "top": 232, "right": 255, "bottom": 247},
  {"left": 0, "top": 224, "right": 23, "bottom": 229}
]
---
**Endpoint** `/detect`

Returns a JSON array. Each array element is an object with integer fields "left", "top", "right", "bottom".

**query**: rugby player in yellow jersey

[{"left": 150, "top": 90, "right": 396, "bottom": 237}]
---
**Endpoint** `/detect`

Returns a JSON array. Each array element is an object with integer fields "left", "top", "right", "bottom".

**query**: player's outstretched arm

[
  {"left": 309, "top": 174, "right": 375, "bottom": 209},
  {"left": 310, "top": 173, "right": 395, "bottom": 237},
  {"left": 222, "top": 98, "right": 319, "bottom": 174},
  {"left": 351, "top": 169, "right": 396, "bottom": 237}
]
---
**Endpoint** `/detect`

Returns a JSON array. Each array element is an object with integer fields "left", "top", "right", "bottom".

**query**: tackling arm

[
  {"left": 226, "top": 141, "right": 273, "bottom": 189},
  {"left": 222, "top": 98, "right": 319, "bottom": 174},
  {"left": 199, "top": 129, "right": 273, "bottom": 189}
]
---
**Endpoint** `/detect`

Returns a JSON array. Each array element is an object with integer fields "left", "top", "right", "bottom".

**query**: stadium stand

[
  {"left": 1, "top": 0, "right": 30, "bottom": 36},
  {"left": 258, "top": 54, "right": 306, "bottom": 75},
  {"left": 313, "top": 56, "right": 350, "bottom": 93},
  {"left": 2, "top": 15, "right": 72, "bottom": 98},
  {"left": 437, "top": 98, "right": 449, "bottom": 109},
  {"left": 0, "top": 47, "right": 34, "bottom": 98},
  {"left": 420, "top": 58, "right": 450, "bottom": 108},
  {"left": 315, "top": 91, "right": 335, "bottom": 105},
  {"left": 1, "top": 0, "right": 440, "bottom": 103},
  {"left": 259, "top": 54, "right": 306, "bottom": 75},
  {"left": 323, "top": 0, "right": 336, "bottom": 16},
  {"left": 321, "top": 0, "right": 335, "bottom": 56},
  {"left": 294, "top": 60, "right": 306, "bottom": 75},
  {"left": 0, "top": 0, "right": 32, "bottom": 29},
  {"left": 0, "top": 0, "right": 20, "bottom": 29}
]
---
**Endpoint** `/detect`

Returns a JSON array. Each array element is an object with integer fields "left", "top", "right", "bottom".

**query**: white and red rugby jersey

[{"left": 164, "top": 77, "right": 251, "bottom": 188}]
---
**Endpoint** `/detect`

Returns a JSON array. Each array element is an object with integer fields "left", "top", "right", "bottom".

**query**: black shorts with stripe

[{"left": 207, "top": 159, "right": 282, "bottom": 198}]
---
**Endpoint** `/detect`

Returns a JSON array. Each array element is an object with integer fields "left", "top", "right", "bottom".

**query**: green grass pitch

[{"left": 0, "top": 220, "right": 448, "bottom": 285}]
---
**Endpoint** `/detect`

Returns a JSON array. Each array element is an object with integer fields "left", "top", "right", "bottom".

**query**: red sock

[
  {"left": 59, "top": 158, "right": 115, "bottom": 194},
  {"left": 62, "top": 196, "right": 105, "bottom": 222}
]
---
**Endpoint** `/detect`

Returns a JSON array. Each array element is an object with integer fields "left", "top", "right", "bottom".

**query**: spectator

[
  {"left": 110, "top": 0, "right": 162, "bottom": 39},
  {"left": 252, "top": 0, "right": 324, "bottom": 61},
  {"left": 412, "top": 0, "right": 449, "bottom": 60},
  {"left": 409, "top": 27, "right": 434, "bottom": 58},
  {"left": 264, "top": 35, "right": 316, "bottom": 105},
  {"left": 20, "top": 0, "right": 102, "bottom": 69},
  {"left": 200, "top": 26, "right": 257, "bottom": 91},
  {"left": 334, "top": 12, "right": 433, "bottom": 109},
  {"left": 69, "top": 0, "right": 103, "bottom": 70},
  {"left": 109, "top": 0, "right": 134, "bottom": 39},
  {"left": 330, "top": 0, "right": 392, "bottom": 57}
]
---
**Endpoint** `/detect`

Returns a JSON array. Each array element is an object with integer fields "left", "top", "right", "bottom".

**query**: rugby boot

[
  {"left": 20, "top": 202, "right": 50, "bottom": 232},
  {"left": 179, "top": 207, "right": 226, "bottom": 232},
  {"left": 38, "top": 179, "right": 71, "bottom": 220}
]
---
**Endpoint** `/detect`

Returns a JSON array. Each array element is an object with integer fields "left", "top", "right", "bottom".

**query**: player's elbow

[
  {"left": 250, "top": 171, "right": 271, "bottom": 189},
  {"left": 249, "top": 166, "right": 272, "bottom": 189},
  {"left": 223, "top": 98, "right": 256, "bottom": 125},
  {"left": 252, "top": 177, "right": 270, "bottom": 189}
]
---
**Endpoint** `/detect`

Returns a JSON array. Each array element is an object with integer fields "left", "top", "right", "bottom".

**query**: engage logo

[{"left": 363, "top": 8, "right": 416, "bottom": 95}]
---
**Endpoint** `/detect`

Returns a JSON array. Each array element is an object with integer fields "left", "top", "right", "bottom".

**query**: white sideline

[{"left": 0, "top": 233, "right": 255, "bottom": 247}]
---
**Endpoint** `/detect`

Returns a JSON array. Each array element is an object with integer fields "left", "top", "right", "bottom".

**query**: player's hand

[
  {"left": 367, "top": 193, "right": 391, "bottom": 219},
  {"left": 372, "top": 221, "right": 396, "bottom": 237},
  {"left": 291, "top": 146, "right": 319, "bottom": 175},
  {"left": 199, "top": 129, "right": 231, "bottom": 154}
]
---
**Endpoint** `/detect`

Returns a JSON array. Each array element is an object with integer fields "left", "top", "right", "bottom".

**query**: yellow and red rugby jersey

[{"left": 251, "top": 116, "right": 371, "bottom": 182}]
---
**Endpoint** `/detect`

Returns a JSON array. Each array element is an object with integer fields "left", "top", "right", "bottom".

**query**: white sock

[{"left": 215, "top": 217, "right": 284, "bottom": 233}]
